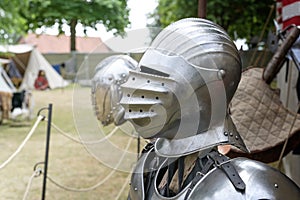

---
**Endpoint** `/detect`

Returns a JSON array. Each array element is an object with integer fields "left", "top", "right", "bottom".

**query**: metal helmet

[
  {"left": 91, "top": 55, "right": 137, "bottom": 126},
  {"left": 121, "top": 18, "right": 248, "bottom": 156}
]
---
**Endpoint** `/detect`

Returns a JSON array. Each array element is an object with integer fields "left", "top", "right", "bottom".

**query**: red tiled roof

[{"left": 19, "top": 33, "right": 111, "bottom": 53}]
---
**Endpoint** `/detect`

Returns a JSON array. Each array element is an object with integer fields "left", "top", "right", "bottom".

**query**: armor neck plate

[{"left": 155, "top": 115, "right": 248, "bottom": 158}]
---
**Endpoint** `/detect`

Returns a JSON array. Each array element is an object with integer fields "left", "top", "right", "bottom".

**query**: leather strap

[
  {"left": 185, "top": 150, "right": 245, "bottom": 199},
  {"left": 208, "top": 151, "right": 245, "bottom": 191},
  {"left": 177, "top": 157, "right": 185, "bottom": 191}
]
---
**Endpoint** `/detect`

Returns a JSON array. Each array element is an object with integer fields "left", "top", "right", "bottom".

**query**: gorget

[{"left": 155, "top": 114, "right": 249, "bottom": 158}]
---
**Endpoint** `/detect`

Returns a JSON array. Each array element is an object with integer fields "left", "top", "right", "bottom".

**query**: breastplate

[{"left": 129, "top": 148, "right": 300, "bottom": 200}]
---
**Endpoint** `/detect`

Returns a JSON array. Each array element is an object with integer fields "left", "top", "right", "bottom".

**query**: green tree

[
  {"left": 0, "top": 0, "right": 29, "bottom": 44},
  {"left": 151, "top": 0, "right": 275, "bottom": 42},
  {"left": 25, "top": 0, "right": 130, "bottom": 51}
]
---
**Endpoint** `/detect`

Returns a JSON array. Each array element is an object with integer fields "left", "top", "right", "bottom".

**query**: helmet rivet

[
  {"left": 122, "top": 73, "right": 126, "bottom": 78},
  {"left": 224, "top": 131, "right": 228, "bottom": 136},
  {"left": 218, "top": 69, "right": 226, "bottom": 80},
  {"left": 235, "top": 136, "right": 239, "bottom": 140},
  {"left": 134, "top": 187, "right": 138, "bottom": 191},
  {"left": 229, "top": 132, "right": 233, "bottom": 137},
  {"left": 274, "top": 183, "right": 278, "bottom": 188}
]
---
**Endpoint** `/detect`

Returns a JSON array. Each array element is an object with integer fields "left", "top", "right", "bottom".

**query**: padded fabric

[{"left": 227, "top": 67, "right": 300, "bottom": 163}]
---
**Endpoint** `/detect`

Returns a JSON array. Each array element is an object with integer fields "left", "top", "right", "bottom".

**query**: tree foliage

[
  {"left": 0, "top": 0, "right": 29, "bottom": 44},
  {"left": 25, "top": 0, "right": 130, "bottom": 51},
  {"left": 151, "top": 0, "right": 275, "bottom": 42}
]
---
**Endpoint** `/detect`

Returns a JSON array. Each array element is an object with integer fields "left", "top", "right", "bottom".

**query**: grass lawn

[{"left": 0, "top": 84, "right": 142, "bottom": 199}]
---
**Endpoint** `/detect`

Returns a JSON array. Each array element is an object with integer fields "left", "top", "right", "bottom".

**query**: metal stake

[{"left": 38, "top": 104, "right": 52, "bottom": 200}]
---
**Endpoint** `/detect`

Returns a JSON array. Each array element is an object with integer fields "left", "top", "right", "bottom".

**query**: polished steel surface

[
  {"left": 130, "top": 154, "right": 300, "bottom": 200},
  {"left": 120, "top": 18, "right": 246, "bottom": 154},
  {"left": 127, "top": 18, "right": 300, "bottom": 200},
  {"left": 91, "top": 55, "right": 137, "bottom": 126},
  {"left": 188, "top": 157, "right": 300, "bottom": 200}
]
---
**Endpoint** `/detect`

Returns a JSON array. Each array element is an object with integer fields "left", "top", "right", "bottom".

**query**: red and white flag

[{"left": 277, "top": 0, "right": 300, "bottom": 29}]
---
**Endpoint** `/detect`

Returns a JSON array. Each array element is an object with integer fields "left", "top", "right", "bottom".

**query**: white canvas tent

[
  {"left": 0, "top": 64, "right": 16, "bottom": 122},
  {"left": 0, "top": 44, "right": 68, "bottom": 89},
  {"left": 0, "top": 64, "right": 16, "bottom": 93}
]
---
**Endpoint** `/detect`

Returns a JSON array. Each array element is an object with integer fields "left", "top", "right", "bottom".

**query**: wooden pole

[
  {"left": 263, "top": 26, "right": 300, "bottom": 84},
  {"left": 198, "top": 0, "right": 206, "bottom": 18}
]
